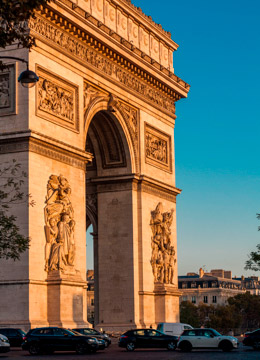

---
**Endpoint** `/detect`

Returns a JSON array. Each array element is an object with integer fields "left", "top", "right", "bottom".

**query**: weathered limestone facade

[{"left": 0, "top": 0, "right": 189, "bottom": 331}]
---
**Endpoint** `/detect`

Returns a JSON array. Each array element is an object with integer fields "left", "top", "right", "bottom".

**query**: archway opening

[{"left": 85, "top": 109, "right": 132, "bottom": 327}]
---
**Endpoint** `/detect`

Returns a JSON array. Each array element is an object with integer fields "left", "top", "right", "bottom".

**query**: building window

[
  {"left": 203, "top": 296, "right": 208, "bottom": 303},
  {"left": 203, "top": 282, "right": 208, "bottom": 288},
  {"left": 212, "top": 296, "right": 217, "bottom": 303},
  {"left": 182, "top": 296, "right": 188, "bottom": 302},
  {"left": 91, "top": 299, "right": 94, "bottom": 306},
  {"left": 182, "top": 283, "right": 188, "bottom": 289},
  {"left": 212, "top": 282, "right": 217, "bottom": 288},
  {"left": 191, "top": 282, "right": 196, "bottom": 288},
  {"left": 192, "top": 296, "right": 196, "bottom": 304}
]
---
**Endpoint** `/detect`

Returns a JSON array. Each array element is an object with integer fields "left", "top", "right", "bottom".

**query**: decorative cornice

[
  {"left": 90, "top": 173, "right": 180, "bottom": 202},
  {"left": 0, "top": 131, "right": 92, "bottom": 170},
  {"left": 29, "top": 8, "right": 189, "bottom": 114},
  {"left": 56, "top": 0, "right": 176, "bottom": 48}
]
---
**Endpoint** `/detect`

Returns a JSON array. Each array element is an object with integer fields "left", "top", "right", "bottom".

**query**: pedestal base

[
  {"left": 154, "top": 282, "right": 182, "bottom": 324},
  {"left": 46, "top": 270, "right": 90, "bottom": 328}
]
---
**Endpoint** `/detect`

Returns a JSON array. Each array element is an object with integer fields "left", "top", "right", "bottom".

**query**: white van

[{"left": 157, "top": 323, "right": 193, "bottom": 337}]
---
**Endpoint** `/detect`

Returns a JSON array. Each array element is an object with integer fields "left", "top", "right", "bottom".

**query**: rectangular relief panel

[
  {"left": 0, "top": 63, "right": 16, "bottom": 117},
  {"left": 145, "top": 123, "right": 172, "bottom": 173},
  {"left": 36, "top": 66, "right": 79, "bottom": 132}
]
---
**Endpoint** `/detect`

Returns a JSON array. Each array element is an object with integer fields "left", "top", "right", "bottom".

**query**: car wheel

[
  {"left": 219, "top": 340, "right": 233, "bottom": 352},
  {"left": 75, "top": 342, "right": 86, "bottom": 355},
  {"left": 167, "top": 341, "right": 176, "bottom": 351},
  {"left": 253, "top": 341, "right": 260, "bottom": 350},
  {"left": 126, "top": 342, "right": 135, "bottom": 351},
  {"left": 29, "top": 343, "right": 40, "bottom": 355},
  {"left": 179, "top": 341, "right": 192, "bottom": 352},
  {"left": 104, "top": 340, "right": 109, "bottom": 347}
]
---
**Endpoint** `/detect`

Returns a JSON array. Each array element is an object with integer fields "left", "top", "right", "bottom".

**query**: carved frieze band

[
  {"left": 36, "top": 66, "right": 79, "bottom": 132},
  {"left": 0, "top": 64, "right": 16, "bottom": 117},
  {"left": 145, "top": 123, "right": 172, "bottom": 173},
  {"left": 0, "top": 138, "right": 88, "bottom": 170},
  {"left": 30, "top": 14, "right": 176, "bottom": 115}
]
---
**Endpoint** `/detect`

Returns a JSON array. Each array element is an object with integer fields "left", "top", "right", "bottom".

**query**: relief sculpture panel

[
  {"left": 150, "top": 202, "right": 176, "bottom": 284},
  {"left": 36, "top": 66, "right": 79, "bottom": 132},
  {"left": 44, "top": 175, "right": 75, "bottom": 272},
  {"left": 0, "top": 64, "right": 16, "bottom": 116},
  {"left": 145, "top": 123, "right": 172, "bottom": 172}
]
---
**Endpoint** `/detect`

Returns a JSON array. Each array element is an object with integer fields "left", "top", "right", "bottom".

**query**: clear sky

[{"left": 87, "top": 0, "right": 260, "bottom": 278}]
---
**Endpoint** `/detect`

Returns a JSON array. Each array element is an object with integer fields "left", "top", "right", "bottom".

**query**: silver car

[{"left": 178, "top": 328, "right": 239, "bottom": 352}]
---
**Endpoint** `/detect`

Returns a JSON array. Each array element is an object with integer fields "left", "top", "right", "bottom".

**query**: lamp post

[{"left": 0, "top": 56, "right": 39, "bottom": 88}]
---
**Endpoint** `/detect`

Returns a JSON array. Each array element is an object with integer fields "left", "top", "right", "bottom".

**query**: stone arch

[{"left": 84, "top": 92, "right": 139, "bottom": 174}]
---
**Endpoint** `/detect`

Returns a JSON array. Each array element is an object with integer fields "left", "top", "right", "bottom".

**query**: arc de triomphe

[{"left": 0, "top": 0, "right": 189, "bottom": 331}]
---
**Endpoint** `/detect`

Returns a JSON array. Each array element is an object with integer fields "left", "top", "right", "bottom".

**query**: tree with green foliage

[
  {"left": 0, "top": 160, "right": 35, "bottom": 260},
  {"left": 244, "top": 214, "right": 260, "bottom": 271},
  {"left": 228, "top": 292, "right": 260, "bottom": 330},
  {"left": 0, "top": 0, "right": 49, "bottom": 67},
  {"left": 205, "top": 304, "right": 241, "bottom": 333},
  {"left": 180, "top": 301, "right": 242, "bottom": 333},
  {"left": 180, "top": 301, "right": 200, "bottom": 327}
]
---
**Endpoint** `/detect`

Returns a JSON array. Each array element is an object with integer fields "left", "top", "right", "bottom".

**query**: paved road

[{"left": 1, "top": 344, "right": 260, "bottom": 360}]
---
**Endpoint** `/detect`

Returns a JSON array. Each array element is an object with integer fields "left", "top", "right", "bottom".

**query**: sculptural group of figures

[
  {"left": 38, "top": 79, "right": 74, "bottom": 122},
  {"left": 150, "top": 202, "right": 176, "bottom": 284},
  {"left": 44, "top": 175, "right": 75, "bottom": 272},
  {"left": 146, "top": 133, "right": 167, "bottom": 163}
]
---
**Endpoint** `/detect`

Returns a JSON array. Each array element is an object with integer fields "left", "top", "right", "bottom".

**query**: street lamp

[{"left": 0, "top": 56, "right": 39, "bottom": 88}]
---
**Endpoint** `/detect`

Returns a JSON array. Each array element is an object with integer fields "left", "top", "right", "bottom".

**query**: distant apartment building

[{"left": 178, "top": 268, "right": 260, "bottom": 306}]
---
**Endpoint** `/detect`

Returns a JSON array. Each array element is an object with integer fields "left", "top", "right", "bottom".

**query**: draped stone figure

[
  {"left": 150, "top": 202, "right": 176, "bottom": 284},
  {"left": 44, "top": 175, "right": 76, "bottom": 272}
]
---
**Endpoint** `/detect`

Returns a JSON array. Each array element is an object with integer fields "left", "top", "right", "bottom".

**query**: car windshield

[
  {"left": 155, "top": 330, "right": 164, "bottom": 336},
  {"left": 211, "top": 329, "right": 221, "bottom": 336},
  {"left": 64, "top": 329, "right": 80, "bottom": 336},
  {"left": 91, "top": 330, "right": 100, "bottom": 335}
]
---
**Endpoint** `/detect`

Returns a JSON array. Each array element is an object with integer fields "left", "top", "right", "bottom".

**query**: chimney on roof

[
  {"left": 224, "top": 271, "right": 232, "bottom": 279},
  {"left": 211, "top": 269, "right": 224, "bottom": 278},
  {"left": 199, "top": 268, "right": 204, "bottom": 278}
]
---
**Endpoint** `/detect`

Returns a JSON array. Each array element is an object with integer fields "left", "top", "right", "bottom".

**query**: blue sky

[{"left": 87, "top": 0, "right": 260, "bottom": 277}]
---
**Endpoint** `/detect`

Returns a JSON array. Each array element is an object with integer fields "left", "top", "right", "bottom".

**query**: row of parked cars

[
  {"left": 1, "top": 324, "right": 260, "bottom": 354},
  {"left": 118, "top": 323, "right": 260, "bottom": 352},
  {"left": 0, "top": 327, "right": 111, "bottom": 355},
  {"left": 118, "top": 327, "right": 239, "bottom": 352}
]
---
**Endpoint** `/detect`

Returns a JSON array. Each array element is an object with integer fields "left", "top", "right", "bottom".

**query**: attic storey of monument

[{"left": 0, "top": 0, "right": 189, "bottom": 331}]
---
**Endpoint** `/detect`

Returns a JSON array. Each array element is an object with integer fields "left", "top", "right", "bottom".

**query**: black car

[
  {"left": 0, "top": 328, "right": 26, "bottom": 347},
  {"left": 70, "top": 330, "right": 106, "bottom": 350},
  {"left": 73, "top": 328, "right": 111, "bottom": 347},
  {"left": 243, "top": 329, "right": 260, "bottom": 350},
  {"left": 118, "top": 329, "right": 178, "bottom": 351},
  {"left": 22, "top": 327, "right": 99, "bottom": 355}
]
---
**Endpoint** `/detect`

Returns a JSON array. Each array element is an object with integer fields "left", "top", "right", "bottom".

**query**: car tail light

[
  {"left": 244, "top": 334, "right": 249, "bottom": 338},
  {"left": 23, "top": 336, "right": 27, "bottom": 341},
  {"left": 120, "top": 335, "right": 128, "bottom": 339}
]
